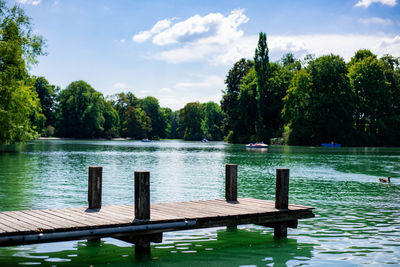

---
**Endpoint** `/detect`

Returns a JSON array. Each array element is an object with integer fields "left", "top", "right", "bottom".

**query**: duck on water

[{"left": 379, "top": 176, "right": 391, "bottom": 183}]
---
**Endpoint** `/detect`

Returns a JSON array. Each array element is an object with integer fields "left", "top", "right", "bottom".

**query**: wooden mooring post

[
  {"left": 135, "top": 171, "right": 150, "bottom": 220},
  {"left": 225, "top": 164, "right": 238, "bottom": 230},
  {"left": 225, "top": 164, "right": 238, "bottom": 202},
  {"left": 87, "top": 166, "right": 103, "bottom": 242},
  {"left": 274, "top": 168, "right": 290, "bottom": 239},
  {"left": 88, "top": 166, "right": 103, "bottom": 210},
  {"left": 133, "top": 171, "right": 152, "bottom": 257}
]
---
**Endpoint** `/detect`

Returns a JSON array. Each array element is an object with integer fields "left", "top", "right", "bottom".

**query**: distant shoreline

[{"left": 37, "top": 137, "right": 132, "bottom": 141}]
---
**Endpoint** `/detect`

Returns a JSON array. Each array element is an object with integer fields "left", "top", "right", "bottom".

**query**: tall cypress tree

[{"left": 254, "top": 32, "right": 270, "bottom": 141}]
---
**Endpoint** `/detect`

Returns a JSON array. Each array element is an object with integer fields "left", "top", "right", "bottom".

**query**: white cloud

[
  {"left": 158, "top": 94, "right": 222, "bottom": 111},
  {"left": 155, "top": 43, "right": 216, "bottom": 63},
  {"left": 160, "top": 87, "right": 172, "bottom": 93},
  {"left": 133, "top": 9, "right": 248, "bottom": 48},
  {"left": 133, "top": 19, "right": 173, "bottom": 43},
  {"left": 152, "top": 9, "right": 248, "bottom": 46},
  {"left": 267, "top": 34, "right": 400, "bottom": 61},
  {"left": 120, "top": 39, "right": 126, "bottom": 44},
  {"left": 113, "top": 82, "right": 127, "bottom": 89},
  {"left": 133, "top": 31, "right": 153, "bottom": 42},
  {"left": 355, "top": 0, "right": 397, "bottom": 8},
  {"left": 174, "top": 75, "right": 223, "bottom": 89},
  {"left": 358, "top": 17, "right": 392, "bottom": 25},
  {"left": 380, "top": 35, "right": 400, "bottom": 51},
  {"left": 154, "top": 33, "right": 400, "bottom": 65},
  {"left": 16, "top": 0, "right": 41, "bottom": 5},
  {"left": 155, "top": 75, "right": 224, "bottom": 110},
  {"left": 139, "top": 90, "right": 151, "bottom": 96},
  {"left": 134, "top": 9, "right": 399, "bottom": 66}
]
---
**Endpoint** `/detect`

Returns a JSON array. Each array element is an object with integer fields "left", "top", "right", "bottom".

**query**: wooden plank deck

[{"left": 0, "top": 198, "right": 314, "bottom": 246}]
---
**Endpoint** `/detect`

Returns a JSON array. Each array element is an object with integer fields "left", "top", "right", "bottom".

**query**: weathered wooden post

[
  {"left": 135, "top": 171, "right": 150, "bottom": 220},
  {"left": 225, "top": 164, "right": 238, "bottom": 202},
  {"left": 134, "top": 170, "right": 151, "bottom": 258},
  {"left": 274, "top": 168, "right": 289, "bottom": 239},
  {"left": 88, "top": 166, "right": 102, "bottom": 209},
  {"left": 225, "top": 164, "right": 238, "bottom": 230}
]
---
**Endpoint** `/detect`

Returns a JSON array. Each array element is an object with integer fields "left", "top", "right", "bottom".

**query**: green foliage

[
  {"left": 349, "top": 50, "right": 391, "bottom": 145},
  {"left": 57, "top": 81, "right": 118, "bottom": 138},
  {"left": 164, "top": 108, "right": 181, "bottom": 139},
  {"left": 0, "top": 1, "right": 45, "bottom": 145},
  {"left": 109, "top": 93, "right": 170, "bottom": 140},
  {"left": 379, "top": 55, "right": 400, "bottom": 145},
  {"left": 141, "top": 96, "right": 168, "bottom": 139},
  {"left": 123, "top": 106, "right": 151, "bottom": 139},
  {"left": 254, "top": 32, "right": 270, "bottom": 141},
  {"left": 201, "top": 102, "right": 224, "bottom": 141},
  {"left": 179, "top": 102, "right": 204, "bottom": 141},
  {"left": 221, "top": 58, "right": 253, "bottom": 140},
  {"left": 33, "top": 76, "right": 58, "bottom": 127},
  {"left": 235, "top": 67, "right": 258, "bottom": 143},
  {"left": 221, "top": 41, "right": 297, "bottom": 144},
  {"left": 281, "top": 53, "right": 301, "bottom": 72},
  {"left": 103, "top": 101, "right": 119, "bottom": 138},
  {"left": 348, "top": 49, "right": 377, "bottom": 66},
  {"left": 109, "top": 92, "right": 137, "bottom": 138},
  {"left": 284, "top": 54, "right": 354, "bottom": 145},
  {"left": 282, "top": 69, "right": 313, "bottom": 145}
]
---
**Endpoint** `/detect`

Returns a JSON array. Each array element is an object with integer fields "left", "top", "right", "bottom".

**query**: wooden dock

[{"left": 0, "top": 165, "right": 314, "bottom": 255}]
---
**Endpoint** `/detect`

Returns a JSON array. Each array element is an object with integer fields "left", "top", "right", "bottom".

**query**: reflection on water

[
  {"left": 0, "top": 228, "right": 315, "bottom": 266},
  {"left": 0, "top": 140, "right": 400, "bottom": 265}
]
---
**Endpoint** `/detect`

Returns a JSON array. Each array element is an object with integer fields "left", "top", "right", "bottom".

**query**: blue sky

[{"left": 12, "top": 0, "right": 400, "bottom": 110}]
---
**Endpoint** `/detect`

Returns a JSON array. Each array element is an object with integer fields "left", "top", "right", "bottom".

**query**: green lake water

[{"left": 0, "top": 140, "right": 399, "bottom": 266}]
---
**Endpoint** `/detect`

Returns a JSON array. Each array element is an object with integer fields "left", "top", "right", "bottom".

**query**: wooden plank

[
  {"left": 194, "top": 200, "right": 271, "bottom": 216},
  {"left": 157, "top": 201, "right": 228, "bottom": 218},
  {"left": 0, "top": 213, "right": 43, "bottom": 232},
  {"left": 19, "top": 210, "right": 72, "bottom": 229},
  {"left": 150, "top": 206, "right": 191, "bottom": 220},
  {"left": 39, "top": 209, "right": 94, "bottom": 227},
  {"left": 110, "top": 203, "right": 183, "bottom": 221},
  {"left": 57, "top": 208, "right": 122, "bottom": 226},
  {"left": 0, "top": 197, "right": 315, "bottom": 246},
  {"left": 237, "top": 198, "right": 288, "bottom": 210},
  {"left": 218, "top": 199, "right": 277, "bottom": 212},
  {"left": 41, "top": 208, "right": 108, "bottom": 226},
  {"left": 0, "top": 221, "right": 21, "bottom": 232},
  {"left": 151, "top": 204, "right": 199, "bottom": 219},
  {"left": 27, "top": 209, "right": 88, "bottom": 228},
  {"left": 239, "top": 198, "right": 313, "bottom": 210},
  {"left": 0, "top": 211, "right": 58, "bottom": 230},
  {"left": 241, "top": 197, "right": 313, "bottom": 210},
  {"left": 109, "top": 205, "right": 171, "bottom": 222},
  {"left": 96, "top": 207, "right": 134, "bottom": 222},
  {"left": 163, "top": 201, "right": 227, "bottom": 217},
  {"left": 150, "top": 209, "right": 183, "bottom": 221},
  {"left": 180, "top": 200, "right": 249, "bottom": 217}
]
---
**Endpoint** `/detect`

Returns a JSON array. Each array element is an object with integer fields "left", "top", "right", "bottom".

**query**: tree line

[
  {"left": 221, "top": 33, "right": 400, "bottom": 146},
  {"left": 0, "top": 1, "right": 224, "bottom": 144},
  {"left": 2, "top": 2, "right": 400, "bottom": 146}
]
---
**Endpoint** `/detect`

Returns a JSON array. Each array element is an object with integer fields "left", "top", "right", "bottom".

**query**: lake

[{"left": 0, "top": 140, "right": 399, "bottom": 266}]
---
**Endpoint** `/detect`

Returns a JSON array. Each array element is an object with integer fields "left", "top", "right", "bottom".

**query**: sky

[{"left": 10, "top": 0, "right": 400, "bottom": 110}]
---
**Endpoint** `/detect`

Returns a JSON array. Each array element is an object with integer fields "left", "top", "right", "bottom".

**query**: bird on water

[{"left": 379, "top": 176, "right": 391, "bottom": 183}]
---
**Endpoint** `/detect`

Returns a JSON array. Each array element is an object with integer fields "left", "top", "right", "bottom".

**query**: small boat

[
  {"left": 245, "top": 142, "right": 268, "bottom": 148},
  {"left": 321, "top": 143, "right": 341, "bottom": 147},
  {"left": 201, "top": 138, "right": 208, "bottom": 142},
  {"left": 141, "top": 138, "right": 151, "bottom": 142}
]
